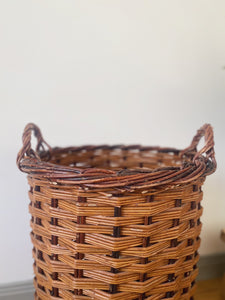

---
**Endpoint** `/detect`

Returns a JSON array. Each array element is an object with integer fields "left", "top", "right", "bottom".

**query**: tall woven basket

[{"left": 17, "top": 123, "right": 216, "bottom": 300}]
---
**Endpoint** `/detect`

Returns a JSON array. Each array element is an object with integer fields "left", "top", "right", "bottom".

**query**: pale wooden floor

[{"left": 195, "top": 277, "right": 224, "bottom": 300}]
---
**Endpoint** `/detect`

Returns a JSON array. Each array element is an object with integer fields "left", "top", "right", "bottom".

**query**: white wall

[{"left": 1, "top": 0, "right": 225, "bottom": 284}]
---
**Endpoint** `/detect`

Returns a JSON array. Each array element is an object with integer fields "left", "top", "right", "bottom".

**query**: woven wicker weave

[{"left": 17, "top": 123, "right": 216, "bottom": 300}]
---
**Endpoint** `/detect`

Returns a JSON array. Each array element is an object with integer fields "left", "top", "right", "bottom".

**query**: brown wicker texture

[{"left": 17, "top": 123, "right": 216, "bottom": 300}]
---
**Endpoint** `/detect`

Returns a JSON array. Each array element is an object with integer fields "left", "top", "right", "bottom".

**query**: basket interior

[{"left": 48, "top": 146, "right": 184, "bottom": 171}]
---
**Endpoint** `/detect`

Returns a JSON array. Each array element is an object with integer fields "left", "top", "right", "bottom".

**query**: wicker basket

[{"left": 17, "top": 123, "right": 216, "bottom": 300}]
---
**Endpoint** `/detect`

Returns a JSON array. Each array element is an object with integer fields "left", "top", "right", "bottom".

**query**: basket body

[
  {"left": 29, "top": 175, "right": 204, "bottom": 300},
  {"left": 17, "top": 123, "right": 216, "bottom": 300}
]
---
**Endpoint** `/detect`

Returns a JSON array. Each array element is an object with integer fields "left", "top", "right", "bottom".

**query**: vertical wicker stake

[
  {"left": 165, "top": 198, "right": 182, "bottom": 298},
  {"left": 51, "top": 198, "right": 59, "bottom": 297},
  {"left": 185, "top": 184, "right": 200, "bottom": 299},
  {"left": 139, "top": 195, "right": 154, "bottom": 300},
  {"left": 74, "top": 196, "right": 86, "bottom": 296},
  {"left": 34, "top": 185, "right": 45, "bottom": 294},
  {"left": 109, "top": 204, "right": 122, "bottom": 294}
]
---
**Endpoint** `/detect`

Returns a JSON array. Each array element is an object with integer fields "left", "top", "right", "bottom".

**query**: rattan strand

[{"left": 17, "top": 123, "right": 216, "bottom": 300}]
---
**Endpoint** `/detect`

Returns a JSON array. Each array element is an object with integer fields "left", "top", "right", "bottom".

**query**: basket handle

[
  {"left": 17, "top": 123, "right": 52, "bottom": 170},
  {"left": 181, "top": 124, "right": 216, "bottom": 172}
]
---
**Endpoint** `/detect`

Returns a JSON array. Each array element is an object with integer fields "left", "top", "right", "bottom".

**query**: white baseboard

[
  {"left": 0, "top": 254, "right": 224, "bottom": 299},
  {"left": 0, "top": 280, "right": 34, "bottom": 299}
]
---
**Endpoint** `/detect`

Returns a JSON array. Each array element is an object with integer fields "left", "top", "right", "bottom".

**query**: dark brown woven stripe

[
  {"left": 51, "top": 198, "right": 59, "bottom": 297},
  {"left": 74, "top": 196, "right": 86, "bottom": 296},
  {"left": 139, "top": 195, "right": 154, "bottom": 300},
  {"left": 165, "top": 198, "right": 182, "bottom": 298},
  {"left": 34, "top": 185, "right": 45, "bottom": 294},
  {"left": 109, "top": 205, "right": 122, "bottom": 294}
]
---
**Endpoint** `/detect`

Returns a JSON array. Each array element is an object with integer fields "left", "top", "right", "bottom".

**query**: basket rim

[
  {"left": 18, "top": 144, "right": 215, "bottom": 190},
  {"left": 17, "top": 123, "right": 216, "bottom": 189}
]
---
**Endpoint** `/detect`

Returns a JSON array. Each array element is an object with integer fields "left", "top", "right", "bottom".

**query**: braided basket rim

[
  {"left": 18, "top": 144, "right": 215, "bottom": 189},
  {"left": 17, "top": 123, "right": 216, "bottom": 189}
]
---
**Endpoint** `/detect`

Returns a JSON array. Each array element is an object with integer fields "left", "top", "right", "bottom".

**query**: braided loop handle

[
  {"left": 17, "top": 123, "right": 52, "bottom": 170},
  {"left": 181, "top": 124, "right": 216, "bottom": 174}
]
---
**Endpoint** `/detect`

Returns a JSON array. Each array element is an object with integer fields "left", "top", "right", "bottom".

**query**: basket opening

[{"left": 48, "top": 146, "right": 183, "bottom": 172}]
